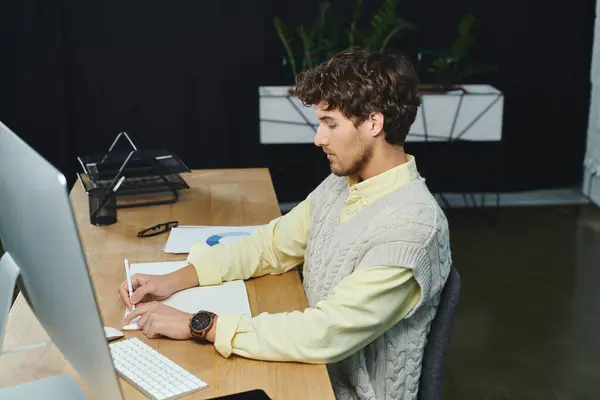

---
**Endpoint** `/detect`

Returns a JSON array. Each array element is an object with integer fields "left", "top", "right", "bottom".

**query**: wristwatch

[{"left": 189, "top": 310, "right": 217, "bottom": 341}]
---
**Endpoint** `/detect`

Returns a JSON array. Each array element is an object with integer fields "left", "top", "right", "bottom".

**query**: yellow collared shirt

[{"left": 187, "top": 156, "right": 422, "bottom": 363}]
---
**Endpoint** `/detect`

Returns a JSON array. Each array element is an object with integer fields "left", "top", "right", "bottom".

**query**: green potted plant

[
  {"left": 409, "top": 14, "right": 502, "bottom": 143},
  {"left": 420, "top": 13, "right": 497, "bottom": 93},
  {"left": 273, "top": 0, "right": 416, "bottom": 81}
]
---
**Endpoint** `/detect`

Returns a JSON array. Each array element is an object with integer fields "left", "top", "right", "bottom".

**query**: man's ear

[{"left": 368, "top": 112, "right": 385, "bottom": 138}]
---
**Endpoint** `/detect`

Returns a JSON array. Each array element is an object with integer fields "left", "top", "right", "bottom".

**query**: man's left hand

[{"left": 123, "top": 302, "right": 192, "bottom": 340}]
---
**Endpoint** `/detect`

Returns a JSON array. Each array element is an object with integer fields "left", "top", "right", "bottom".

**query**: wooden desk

[{"left": 0, "top": 169, "right": 335, "bottom": 400}]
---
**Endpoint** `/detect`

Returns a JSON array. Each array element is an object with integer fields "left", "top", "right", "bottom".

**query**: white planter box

[{"left": 259, "top": 84, "right": 503, "bottom": 144}]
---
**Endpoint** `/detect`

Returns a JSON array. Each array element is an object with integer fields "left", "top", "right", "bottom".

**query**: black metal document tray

[
  {"left": 76, "top": 132, "right": 191, "bottom": 208},
  {"left": 81, "top": 149, "right": 190, "bottom": 181}
]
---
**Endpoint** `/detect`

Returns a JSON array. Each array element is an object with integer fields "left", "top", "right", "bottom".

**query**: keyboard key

[{"left": 109, "top": 338, "right": 208, "bottom": 400}]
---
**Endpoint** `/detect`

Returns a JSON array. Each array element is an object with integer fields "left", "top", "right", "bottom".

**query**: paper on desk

[
  {"left": 163, "top": 225, "right": 259, "bottom": 254},
  {"left": 123, "top": 261, "right": 252, "bottom": 330}
]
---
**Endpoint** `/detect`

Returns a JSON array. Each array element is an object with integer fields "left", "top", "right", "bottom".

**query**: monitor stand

[{"left": 0, "top": 253, "right": 88, "bottom": 399}]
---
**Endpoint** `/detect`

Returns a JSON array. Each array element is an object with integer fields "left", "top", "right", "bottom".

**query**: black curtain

[
  {"left": 0, "top": 0, "right": 267, "bottom": 189},
  {"left": 0, "top": 0, "right": 595, "bottom": 204},
  {"left": 0, "top": 1, "right": 70, "bottom": 176}
]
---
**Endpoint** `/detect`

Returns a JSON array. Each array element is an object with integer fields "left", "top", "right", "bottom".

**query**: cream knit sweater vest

[{"left": 303, "top": 174, "right": 452, "bottom": 400}]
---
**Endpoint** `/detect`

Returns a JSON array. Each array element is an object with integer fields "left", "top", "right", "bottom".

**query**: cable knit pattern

[{"left": 304, "top": 174, "right": 451, "bottom": 400}]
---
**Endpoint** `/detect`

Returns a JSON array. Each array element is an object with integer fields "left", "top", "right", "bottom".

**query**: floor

[
  {"left": 4, "top": 201, "right": 600, "bottom": 398},
  {"left": 433, "top": 188, "right": 588, "bottom": 208},
  {"left": 443, "top": 204, "right": 600, "bottom": 400}
]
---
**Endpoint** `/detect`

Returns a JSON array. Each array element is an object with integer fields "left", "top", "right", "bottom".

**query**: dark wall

[
  {"left": 263, "top": 0, "right": 596, "bottom": 201},
  {"left": 0, "top": 0, "right": 595, "bottom": 203},
  {"left": 0, "top": 0, "right": 267, "bottom": 186},
  {"left": 0, "top": 1, "right": 70, "bottom": 175}
]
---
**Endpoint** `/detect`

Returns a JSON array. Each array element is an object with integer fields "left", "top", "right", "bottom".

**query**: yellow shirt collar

[{"left": 347, "top": 155, "right": 419, "bottom": 206}]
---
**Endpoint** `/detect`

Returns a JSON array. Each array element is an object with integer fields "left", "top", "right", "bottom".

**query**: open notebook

[{"left": 123, "top": 261, "right": 252, "bottom": 330}]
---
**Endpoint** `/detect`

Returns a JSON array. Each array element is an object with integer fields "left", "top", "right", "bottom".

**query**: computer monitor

[{"left": 0, "top": 121, "right": 123, "bottom": 399}]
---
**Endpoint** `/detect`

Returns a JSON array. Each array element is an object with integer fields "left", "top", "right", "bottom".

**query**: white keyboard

[{"left": 109, "top": 338, "right": 208, "bottom": 400}]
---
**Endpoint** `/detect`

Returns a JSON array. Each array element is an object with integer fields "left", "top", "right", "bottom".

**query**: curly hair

[{"left": 290, "top": 47, "right": 420, "bottom": 146}]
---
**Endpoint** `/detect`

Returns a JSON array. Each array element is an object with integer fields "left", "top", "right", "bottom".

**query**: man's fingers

[
  {"left": 118, "top": 282, "right": 132, "bottom": 309},
  {"left": 123, "top": 302, "right": 153, "bottom": 324},
  {"left": 130, "top": 283, "right": 154, "bottom": 305},
  {"left": 119, "top": 284, "right": 132, "bottom": 309},
  {"left": 142, "top": 319, "right": 152, "bottom": 337},
  {"left": 137, "top": 310, "right": 152, "bottom": 329},
  {"left": 130, "top": 274, "right": 149, "bottom": 290},
  {"left": 148, "top": 320, "right": 162, "bottom": 339},
  {"left": 118, "top": 274, "right": 149, "bottom": 309},
  {"left": 143, "top": 318, "right": 159, "bottom": 338}
]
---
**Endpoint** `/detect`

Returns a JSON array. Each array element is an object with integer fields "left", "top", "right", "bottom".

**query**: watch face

[{"left": 191, "top": 312, "right": 212, "bottom": 332}]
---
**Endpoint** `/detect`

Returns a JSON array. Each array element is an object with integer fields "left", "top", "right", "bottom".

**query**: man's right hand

[
  {"left": 118, "top": 274, "right": 175, "bottom": 310},
  {"left": 118, "top": 264, "right": 200, "bottom": 310}
]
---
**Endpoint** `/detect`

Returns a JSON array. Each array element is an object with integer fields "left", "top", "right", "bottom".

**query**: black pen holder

[{"left": 89, "top": 188, "right": 117, "bottom": 226}]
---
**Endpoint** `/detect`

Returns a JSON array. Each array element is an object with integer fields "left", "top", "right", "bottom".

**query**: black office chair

[{"left": 418, "top": 264, "right": 461, "bottom": 400}]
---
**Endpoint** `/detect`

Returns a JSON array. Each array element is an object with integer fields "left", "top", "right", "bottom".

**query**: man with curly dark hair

[{"left": 121, "top": 47, "right": 452, "bottom": 400}]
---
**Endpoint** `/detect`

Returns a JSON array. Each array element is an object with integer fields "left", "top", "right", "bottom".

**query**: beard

[{"left": 330, "top": 140, "right": 373, "bottom": 177}]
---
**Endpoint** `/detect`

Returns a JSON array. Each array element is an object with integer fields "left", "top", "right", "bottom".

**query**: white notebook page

[{"left": 123, "top": 261, "right": 251, "bottom": 330}]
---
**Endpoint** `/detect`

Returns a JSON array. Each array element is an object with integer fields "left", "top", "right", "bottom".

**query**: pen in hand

[{"left": 124, "top": 258, "right": 135, "bottom": 311}]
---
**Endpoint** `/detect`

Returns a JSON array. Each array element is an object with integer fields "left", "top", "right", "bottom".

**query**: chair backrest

[{"left": 418, "top": 264, "right": 461, "bottom": 400}]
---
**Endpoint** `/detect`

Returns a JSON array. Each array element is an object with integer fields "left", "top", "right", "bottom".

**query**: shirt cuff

[
  {"left": 214, "top": 314, "right": 244, "bottom": 358},
  {"left": 185, "top": 243, "right": 223, "bottom": 286}
]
